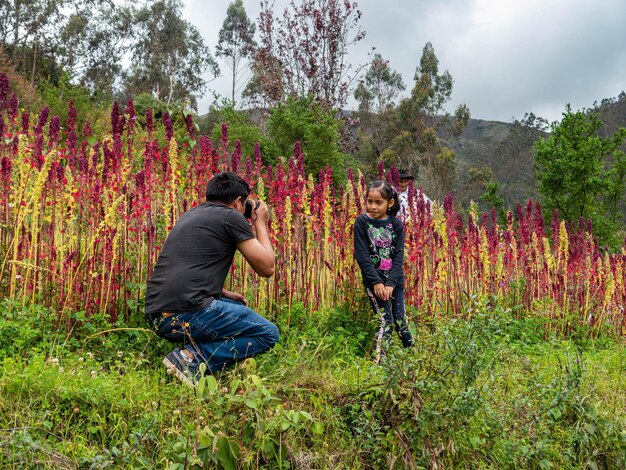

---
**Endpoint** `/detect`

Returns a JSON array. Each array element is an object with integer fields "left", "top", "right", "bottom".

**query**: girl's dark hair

[
  {"left": 205, "top": 171, "right": 251, "bottom": 204},
  {"left": 366, "top": 180, "right": 400, "bottom": 217}
]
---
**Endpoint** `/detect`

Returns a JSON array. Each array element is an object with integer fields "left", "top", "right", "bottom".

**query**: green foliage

[
  {"left": 133, "top": 92, "right": 172, "bottom": 120},
  {"left": 1, "top": 301, "right": 625, "bottom": 468},
  {"left": 268, "top": 96, "right": 349, "bottom": 180},
  {"left": 412, "top": 41, "right": 454, "bottom": 122},
  {"left": 354, "top": 53, "right": 405, "bottom": 114},
  {"left": 39, "top": 72, "right": 107, "bottom": 131},
  {"left": 353, "top": 54, "right": 406, "bottom": 175},
  {"left": 480, "top": 179, "right": 507, "bottom": 222},
  {"left": 209, "top": 103, "right": 278, "bottom": 161},
  {"left": 355, "top": 42, "right": 468, "bottom": 198},
  {"left": 534, "top": 104, "right": 626, "bottom": 248}
]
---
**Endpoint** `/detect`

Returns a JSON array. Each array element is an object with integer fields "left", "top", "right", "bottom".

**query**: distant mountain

[
  {"left": 441, "top": 91, "right": 626, "bottom": 210},
  {"left": 441, "top": 117, "right": 543, "bottom": 209}
]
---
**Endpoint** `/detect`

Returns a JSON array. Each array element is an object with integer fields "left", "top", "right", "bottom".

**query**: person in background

[
  {"left": 353, "top": 180, "right": 414, "bottom": 358},
  {"left": 145, "top": 172, "right": 279, "bottom": 386},
  {"left": 397, "top": 169, "right": 432, "bottom": 220}
]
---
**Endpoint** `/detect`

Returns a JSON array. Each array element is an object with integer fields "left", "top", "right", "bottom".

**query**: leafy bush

[{"left": 268, "top": 96, "right": 350, "bottom": 181}]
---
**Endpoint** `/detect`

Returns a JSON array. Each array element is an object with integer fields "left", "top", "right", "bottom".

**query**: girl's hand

[
  {"left": 384, "top": 286, "right": 394, "bottom": 300},
  {"left": 374, "top": 283, "right": 389, "bottom": 301}
]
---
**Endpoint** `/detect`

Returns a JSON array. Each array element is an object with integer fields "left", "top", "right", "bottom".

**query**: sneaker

[{"left": 163, "top": 348, "right": 201, "bottom": 387}]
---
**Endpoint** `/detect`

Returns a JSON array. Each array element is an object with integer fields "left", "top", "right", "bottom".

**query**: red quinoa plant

[{"left": 0, "top": 72, "right": 625, "bottom": 336}]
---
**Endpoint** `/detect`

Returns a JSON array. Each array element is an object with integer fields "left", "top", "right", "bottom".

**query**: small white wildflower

[
  {"left": 50, "top": 358, "right": 59, "bottom": 365},
  {"left": 173, "top": 409, "right": 180, "bottom": 415},
  {"left": 116, "top": 351, "right": 123, "bottom": 358},
  {"left": 90, "top": 370, "right": 97, "bottom": 377}
]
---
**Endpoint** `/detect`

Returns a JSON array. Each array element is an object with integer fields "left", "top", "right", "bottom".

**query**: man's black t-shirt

[{"left": 145, "top": 202, "right": 254, "bottom": 315}]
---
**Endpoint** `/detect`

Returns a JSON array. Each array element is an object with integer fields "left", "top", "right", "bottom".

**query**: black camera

[{"left": 244, "top": 199, "right": 260, "bottom": 219}]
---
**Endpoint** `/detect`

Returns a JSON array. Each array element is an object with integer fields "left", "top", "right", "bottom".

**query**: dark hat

[{"left": 398, "top": 169, "right": 414, "bottom": 180}]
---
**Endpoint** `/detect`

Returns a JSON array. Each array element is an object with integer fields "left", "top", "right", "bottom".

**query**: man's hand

[
  {"left": 237, "top": 200, "right": 275, "bottom": 277},
  {"left": 253, "top": 200, "right": 270, "bottom": 225},
  {"left": 222, "top": 288, "right": 248, "bottom": 306}
]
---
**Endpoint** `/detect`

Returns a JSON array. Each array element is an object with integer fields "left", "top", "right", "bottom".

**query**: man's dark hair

[{"left": 205, "top": 172, "right": 251, "bottom": 204}]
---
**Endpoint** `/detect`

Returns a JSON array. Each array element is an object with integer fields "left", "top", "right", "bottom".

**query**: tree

[
  {"left": 354, "top": 53, "right": 405, "bottom": 114},
  {"left": 411, "top": 42, "right": 453, "bottom": 126},
  {"left": 124, "top": 0, "right": 219, "bottom": 109},
  {"left": 57, "top": 0, "right": 135, "bottom": 95},
  {"left": 216, "top": 0, "right": 256, "bottom": 105},
  {"left": 386, "top": 42, "right": 469, "bottom": 198},
  {"left": 0, "top": 0, "right": 72, "bottom": 84},
  {"left": 534, "top": 104, "right": 626, "bottom": 248},
  {"left": 248, "top": 0, "right": 365, "bottom": 110},
  {"left": 0, "top": 0, "right": 132, "bottom": 94},
  {"left": 352, "top": 53, "right": 405, "bottom": 173}
]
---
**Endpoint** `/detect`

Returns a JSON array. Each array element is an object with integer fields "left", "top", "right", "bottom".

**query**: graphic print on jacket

[{"left": 367, "top": 223, "right": 395, "bottom": 272}]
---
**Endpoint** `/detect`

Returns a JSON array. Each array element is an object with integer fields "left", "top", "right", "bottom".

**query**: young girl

[{"left": 354, "top": 180, "right": 414, "bottom": 354}]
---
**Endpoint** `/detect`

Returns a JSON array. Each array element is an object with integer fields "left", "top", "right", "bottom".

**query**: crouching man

[{"left": 145, "top": 171, "right": 278, "bottom": 386}]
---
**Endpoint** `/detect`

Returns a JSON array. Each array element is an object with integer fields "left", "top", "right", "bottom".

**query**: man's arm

[{"left": 237, "top": 201, "right": 275, "bottom": 278}]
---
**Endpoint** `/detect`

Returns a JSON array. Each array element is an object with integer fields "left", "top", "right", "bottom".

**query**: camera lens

[{"left": 244, "top": 200, "right": 253, "bottom": 219}]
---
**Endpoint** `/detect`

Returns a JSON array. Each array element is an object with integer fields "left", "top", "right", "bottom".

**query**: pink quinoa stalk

[
  {"left": 377, "top": 159, "right": 384, "bottom": 179},
  {"left": 0, "top": 73, "right": 9, "bottom": 110},
  {"left": 162, "top": 112, "right": 174, "bottom": 141},
  {"left": 231, "top": 140, "right": 241, "bottom": 173}
]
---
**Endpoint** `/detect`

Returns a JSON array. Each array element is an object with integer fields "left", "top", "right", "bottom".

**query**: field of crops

[{"left": 1, "top": 71, "right": 625, "bottom": 337}]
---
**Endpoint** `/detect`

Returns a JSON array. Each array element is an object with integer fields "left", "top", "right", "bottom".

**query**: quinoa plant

[{"left": 0, "top": 71, "right": 625, "bottom": 336}]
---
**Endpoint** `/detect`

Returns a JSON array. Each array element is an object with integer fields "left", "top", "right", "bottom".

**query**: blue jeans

[{"left": 150, "top": 298, "right": 279, "bottom": 374}]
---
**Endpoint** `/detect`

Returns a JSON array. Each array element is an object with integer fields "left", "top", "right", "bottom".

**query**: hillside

[
  {"left": 442, "top": 117, "right": 543, "bottom": 208},
  {"left": 443, "top": 92, "right": 626, "bottom": 210}
]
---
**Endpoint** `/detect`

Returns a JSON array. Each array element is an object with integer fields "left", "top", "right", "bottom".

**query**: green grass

[{"left": 0, "top": 300, "right": 625, "bottom": 469}]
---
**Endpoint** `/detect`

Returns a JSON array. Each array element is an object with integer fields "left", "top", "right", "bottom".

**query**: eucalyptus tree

[
  {"left": 216, "top": 0, "right": 256, "bottom": 105},
  {"left": 353, "top": 53, "right": 405, "bottom": 170},
  {"left": 0, "top": 0, "right": 68, "bottom": 81},
  {"left": 57, "top": 0, "right": 135, "bottom": 94},
  {"left": 124, "top": 0, "right": 219, "bottom": 108},
  {"left": 388, "top": 42, "right": 470, "bottom": 198}
]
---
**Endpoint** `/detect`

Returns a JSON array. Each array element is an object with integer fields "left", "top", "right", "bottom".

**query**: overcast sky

[{"left": 183, "top": 0, "right": 626, "bottom": 123}]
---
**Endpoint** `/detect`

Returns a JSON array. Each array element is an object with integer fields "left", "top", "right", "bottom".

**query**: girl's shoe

[{"left": 399, "top": 329, "right": 414, "bottom": 348}]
